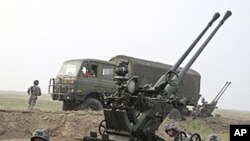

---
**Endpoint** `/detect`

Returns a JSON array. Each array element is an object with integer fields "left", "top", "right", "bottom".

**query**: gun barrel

[
  {"left": 153, "top": 12, "right": 220, "bottom": 91},
  {"left": 164, "top": 11, "right": 232, "bottom": 94},
  {"left": 171, "top": 12, "right": 220, "bottom": 72},
  {"left": 213, "top": 81, "right": 229, "bottom": 101},
  {"left": 178, "top": 11, "right": 232, "bottom": 80},
  {"left": 214, "top": 81, "right": 231, "bottom": 102}
]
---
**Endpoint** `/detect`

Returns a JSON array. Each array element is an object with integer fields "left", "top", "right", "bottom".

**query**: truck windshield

[{"left": 58, "top": 61, "right": 81, "bottom": 76}]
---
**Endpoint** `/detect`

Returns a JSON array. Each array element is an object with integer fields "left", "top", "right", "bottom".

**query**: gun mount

[
  {"left": 83, "top": 11, "right": 232, "bottom": 141},
  {"left": 193, "top": 81, "right": 231, "bottom": 118}
]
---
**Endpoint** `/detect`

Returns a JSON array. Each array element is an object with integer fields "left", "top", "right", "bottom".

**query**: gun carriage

[
  {"left": 193, "top": 81, "right": 231, "bottom": 118},
  {"left": 84, "top": 11, "right": 232, "bottom": 141}
]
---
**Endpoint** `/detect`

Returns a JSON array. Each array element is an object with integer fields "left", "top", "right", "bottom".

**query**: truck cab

[{"left": 49, "top": 59, "right": 116, "bottom": 111}]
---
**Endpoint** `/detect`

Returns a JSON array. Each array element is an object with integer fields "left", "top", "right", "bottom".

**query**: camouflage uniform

[
  {"left": 31, "top": 129, "right": 49, "bottom": 141},
  {"left": 165, "top": 123, "right": 178, "bottom": 141},
  {"left": 27, "top": 80, "right": 41, "bottom": 110},
  {"left": 204, "top": 134, "right": 221, "bottom": 141},
  {"left": 157, "top": 119, "right": 181, "bottom": 141}
]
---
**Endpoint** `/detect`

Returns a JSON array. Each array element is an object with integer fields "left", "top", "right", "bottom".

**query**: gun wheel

[
  {"left": 189, "top": 133, "right": 201, "bottom": 141},
  {"left": 174, "top": 131, "right": 187, "bottom": 141},
  {"left": 98, "top": 120, "right": 107, "bottom": 135}
]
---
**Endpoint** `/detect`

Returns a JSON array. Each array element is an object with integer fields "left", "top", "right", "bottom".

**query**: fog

[{"left": 1, "top": 0, "right": 250, "bottom": 111}]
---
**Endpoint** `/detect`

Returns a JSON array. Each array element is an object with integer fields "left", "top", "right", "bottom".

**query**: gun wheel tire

[
  {"left": 98, "top": 120, "right": 107, "bottom": 135},
  {"left": 189, "top": 133, "right": 201, "bottom": 141},
  {"left": 174, "top": 131, "right": 187, "bottom": 141},
  {"left": 80, "top": 98, "right": 103, "bottom": 111}
]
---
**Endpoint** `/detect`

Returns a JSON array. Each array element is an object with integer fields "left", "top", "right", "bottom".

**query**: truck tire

[
  {"left": 62, "top": 101, "right": 70, "bottom": 111},
  {"left": 51, "top": 95, "right": 57, "bottom": 100},
  {"left": 81, "top": 98, "right": 103, "bottom": 111},
  {"left": 63, "top": 101, "right": 78, "bottom": 111}
]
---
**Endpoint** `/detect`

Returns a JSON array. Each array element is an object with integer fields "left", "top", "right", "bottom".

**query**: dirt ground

[
  {"left": 0, "top": 109, "right": 104, "bottom": 141},
  {"left": 1, "top": 109, "right": 250, "bottom": 141}
]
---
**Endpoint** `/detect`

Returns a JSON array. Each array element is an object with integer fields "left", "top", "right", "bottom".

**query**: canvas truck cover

[{"left": 110, "top": 55, "right": 201, "bottom": 105}]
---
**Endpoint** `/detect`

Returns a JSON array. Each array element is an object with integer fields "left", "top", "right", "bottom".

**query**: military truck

[
  {"left": 110, "top": 55, "right": 201, "bottom": 106},
  {"left": 49, "top": 59, "right": 116, "bottom": 111},
  {"left": 49, "top": 55, "right": 200, "bottom": 111}
]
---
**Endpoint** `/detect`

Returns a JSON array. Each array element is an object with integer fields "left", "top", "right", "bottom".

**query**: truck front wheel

[
  {"left": 63, "top": 101, "right": 78, "bottom": 111},
  {"left": 63, "top": 101, "right": 70, "bottom": 111},
  {"left": 79, "top": 98, "right": 103, "bottom": 111}
]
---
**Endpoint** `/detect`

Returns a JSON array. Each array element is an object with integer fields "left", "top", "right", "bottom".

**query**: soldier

[
  {"left": 162, "top": 123, "right": 191, "bottom": 141},
  {"left": 201, "top": 97, "right": 208, "bottom": 106},
  {"left": 164, "top": 123, "right": 178, "bottom": 141},
  {"left": 204, "top": 134, "right": 221, "bottom": 141},
  {"left": 30, "top": 129, "right": 49, "bottom": 141},
  {"left": 27, "top": 80, "right": 41, "bottom": 110},
  {"left": 192, "top": 106, "right": 198, "bottom": 119}
]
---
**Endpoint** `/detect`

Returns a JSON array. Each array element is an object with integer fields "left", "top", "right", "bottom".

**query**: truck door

[
  {"left": 100, "top": 64, "right": 116, "bottom": 94},
  {"left": 77, "top": 62, "right": 100, "bottom": 97}
]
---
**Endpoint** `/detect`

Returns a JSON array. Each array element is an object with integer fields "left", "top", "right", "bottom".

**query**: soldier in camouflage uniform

[
  {"left": 164, "top": 123, "right": 178, "bottom": 141},
  {"left": 27, "top": 80, "right": 41, "bottom": 110},
  {"left": 30, "top": 129, "right": 49, "bottom": 141},
  {"left": 204, "top": 134, "right": 221, "bottom": 141}
]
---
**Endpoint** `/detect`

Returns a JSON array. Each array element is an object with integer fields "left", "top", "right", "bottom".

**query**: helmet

[
  {"left": 33, "top": 80, "right": 39, "bottom": 85},
  {"left": 30, "top": 129, "right": 49, "bottom": 141},
  {"left": 204, "top": 134, "right": 221, "bottom": 141},
  {"left": 165, "top": 123, "right": 177, "bottom": 132},
  {"left": 202, "top": 98, "right": 205, "bottom": 102}
]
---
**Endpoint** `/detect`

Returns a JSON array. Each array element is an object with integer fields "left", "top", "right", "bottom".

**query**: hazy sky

[{"left": 0, "top": 0, "right": 250, "bottom": 111}]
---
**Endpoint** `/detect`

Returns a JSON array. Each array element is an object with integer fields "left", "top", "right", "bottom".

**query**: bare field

[
  {"left": 1, "top": 91, "right": 250, "bottom": 141},
  {"left": 0, "top": 91, "right": 62, "bottom": 112},
  {"left": 214, "top": 108, "right": 250, "bottom": 121}
]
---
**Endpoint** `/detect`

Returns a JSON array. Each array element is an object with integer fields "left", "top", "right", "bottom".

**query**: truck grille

[{"left": 53, "top": 85, "right": 71, "bottom": 93}]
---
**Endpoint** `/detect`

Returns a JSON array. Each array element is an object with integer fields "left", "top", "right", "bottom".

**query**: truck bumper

[{"left": 51, "top": 93, "right": 75, "bottom": 101}]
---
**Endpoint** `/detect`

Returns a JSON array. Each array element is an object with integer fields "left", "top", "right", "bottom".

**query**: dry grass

[{"left": 0, "top": 91, "right": 62, "bottom": 112}]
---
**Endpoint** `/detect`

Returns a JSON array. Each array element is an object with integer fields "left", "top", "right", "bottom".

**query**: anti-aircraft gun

[
  {"left": 194, "top": 81, "right": 231, "bottom": 118},
  {"left": 83, "top": 11, "right": 232, "bottom": 141}
]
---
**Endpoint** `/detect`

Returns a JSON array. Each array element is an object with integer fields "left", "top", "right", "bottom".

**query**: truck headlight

[{"left": 69, "top": 88, "right": 74, "bottom": 93}]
